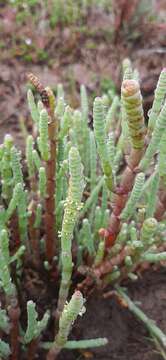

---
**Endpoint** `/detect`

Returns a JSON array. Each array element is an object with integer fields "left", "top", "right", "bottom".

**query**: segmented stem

[
  {"left": 148, "top": 68, "right": 166, "bottom": 132},
  {"left": 47, "top": 291, "right": 84, "bottom": 360},
  {"left": 93, "top": 97, "right": 114, "bottom": 192},
  {"left": 139, "top": 101, "right": 166, "bottom": 172},
  {"left": 105, "top": 80, "right": 146, "bottom": 246},
  {"left": 121, "top": 79, "right": 145, "bottom": 150},
  {"left": 57, "top": 147, "right": 84, "bottom": 313}
]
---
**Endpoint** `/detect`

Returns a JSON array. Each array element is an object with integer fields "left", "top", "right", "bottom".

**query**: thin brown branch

[{"left": 27, "top": 74, "right": 57, "bottom": 264}]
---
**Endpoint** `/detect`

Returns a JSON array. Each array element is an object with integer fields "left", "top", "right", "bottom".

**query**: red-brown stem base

[{"left": 8, "top": 298, "right": 20, "bottom": 360}]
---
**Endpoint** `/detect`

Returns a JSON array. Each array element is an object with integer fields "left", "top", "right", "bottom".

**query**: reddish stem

[
  {"left": 27, "top": 339, "right": 38, "bottom": 360},
  {"left": 78, "top": 245, "right": 135, "bottom": 294},
  {"left": 94, "top": 245, "right": 133, "bottom": 279},
  {"left": 113, "top": 0, "right": 139, "bottom": 41},
  {"left": 155, "top": 179, "right": 166, "bottom": 220},
  {"left": 44, "top": 108, "right": 57, "bottom": 263},
  {"left": 47, "top": 346, "right": 61, "bottom": 360},
  {"left": 27, "top": 74, "right": 57, "bottom": 263},
  {"left": 8, "top": 297, "right": 20, "bottom": 360},
  {"left": 105, "top": 149, "right": 143, "bottom": 248},
  {"left": 10, "top": 212, "right": 20, "bottom": 249}
]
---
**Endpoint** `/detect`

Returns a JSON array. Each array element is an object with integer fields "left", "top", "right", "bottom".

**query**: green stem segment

[
  {"left": 139, "top": 101, "right": 166, "bottom": 172},
  {"left": 43, "top": 338, "right": 108, "bottom": 350},
  {"left": 121, "top": 79, "right": 146, "bottom": 150},
  {"left": 44, "top": 89, "right": 57, "bottom": 263},
  {"left": 47, "top": 291, "right": 84, "bottom": 360},
  {"left": 105, "top": 80, "right": 146, "bottom": 245},
  {"left": 57, "top": 147, "right": 84, "bottom": 313},
  {"left": 148, "top": 69, "right": 166, "bottom": 132},
  {"left": 93, "top": 97, "right": 114, "bottom": 192}
]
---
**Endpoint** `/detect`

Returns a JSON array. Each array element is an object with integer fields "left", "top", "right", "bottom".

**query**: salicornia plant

[{"left": 0, "top": 62, "right": 166, "bottom": 359}]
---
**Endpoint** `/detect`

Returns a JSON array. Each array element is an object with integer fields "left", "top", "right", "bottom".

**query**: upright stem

[
  {"left": 27, "top": 74, "right": 57, "bottom": 263},
  {"left": 155, "top": 179, "right": 166, "bottom": 220},
  {"left": 27, "top": 339, "right": 38, "bottom": 360},
  {"left": 44, "top": 101, "right": 57, "bottom": 263},
  {"left": 10, "top": 212, "right": 21, "bottom": 249},
  {"left": 47, "top": 291, "right": 84, "bottom": 360},
  {"left": 27, "top": 153, "right": 40, "bottom": 264},
  {"left": 105, "top": 79, "right": 146, "bottom": 247},
  {"left": 105, "top": 149, "right": 143, "bottom": 247},
  {"left": 28, "top": 200, "right": 40, "bottom": 265},
  {"left": 57, "top": 147, "right": 84, "bottom": 314}
]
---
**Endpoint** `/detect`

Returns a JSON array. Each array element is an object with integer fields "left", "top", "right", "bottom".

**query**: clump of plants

[
  {"left": 0, "top": 60, "right": 166, "bottom": 359},
  {"left": 8, "top": 0, "right": 112, "bottom": 27}
]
